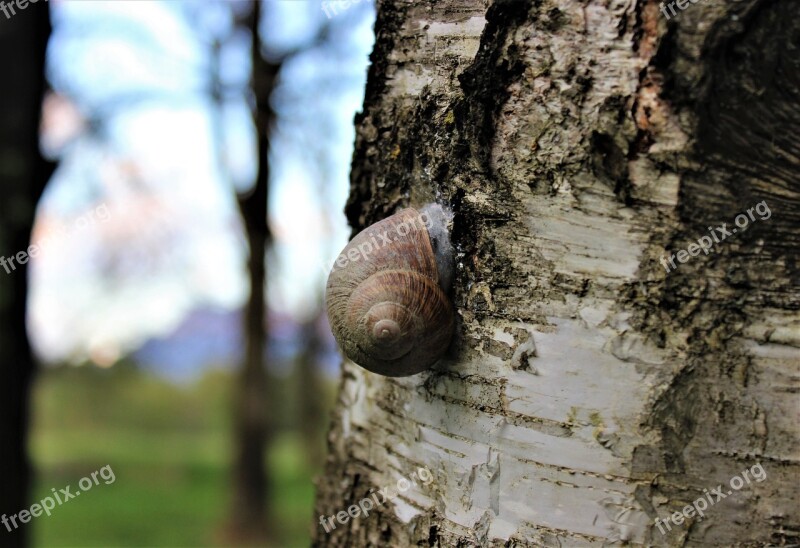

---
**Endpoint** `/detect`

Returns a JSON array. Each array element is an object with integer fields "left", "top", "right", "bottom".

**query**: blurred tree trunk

[
  {"left": 0, "top": 6, "right": 53, "bottom": 548},
  {"left": 313, "top": 0, "right": 799, "bottom": 545},
  {"left": 297, "top": 314, "right": 327, "bottom": 469},
  {"left": 228, "top": 1, "right": 280, "bottom": 543}
]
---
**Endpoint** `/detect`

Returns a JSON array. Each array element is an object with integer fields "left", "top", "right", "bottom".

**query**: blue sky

[{"left": 29, "top": 0, "right": 375, "bottom": 366}]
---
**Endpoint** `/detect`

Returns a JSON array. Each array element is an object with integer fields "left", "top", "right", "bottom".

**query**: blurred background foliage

[
  {"left": 8, "top": 0, "right": 377, "bottom": 546},
  {"left": 31, "top": 363, "right": 337, "bottom": 546}
]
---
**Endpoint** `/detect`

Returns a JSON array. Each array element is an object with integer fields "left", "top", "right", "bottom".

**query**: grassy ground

[{"left": 28, "top": 363, "right": 331, "bottom": 547}]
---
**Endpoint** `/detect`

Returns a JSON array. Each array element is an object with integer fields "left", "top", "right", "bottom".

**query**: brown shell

[{"left": 325, "top": 208, "right": 454, "bottom": 376}]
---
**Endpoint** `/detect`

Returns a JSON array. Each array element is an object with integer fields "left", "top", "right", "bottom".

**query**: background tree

[
  {"left": 314, "top": 0, "right": 799, "bottom": 545},
  {"left": 0, "top": 7, "right": 53, "bottom": 548},
  {"left": 229, "top": 2, "right": 349, "bottom": 541},
  {"left": 226, "top": 2, "right": 277, "bottom": 541}
]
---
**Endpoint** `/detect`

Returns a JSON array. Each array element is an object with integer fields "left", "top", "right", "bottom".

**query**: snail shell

[{"left": 325, "top": 205, "right": 455, "bottom": 377}]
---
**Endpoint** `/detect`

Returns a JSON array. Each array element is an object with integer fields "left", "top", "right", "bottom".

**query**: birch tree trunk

[{"left": 314, "top": 0, "right": 799, "bottom": 545}]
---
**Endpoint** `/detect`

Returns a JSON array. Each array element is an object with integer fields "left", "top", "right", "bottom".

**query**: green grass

[{"left": 28, "top": 363, "right": 332, "bottom": 547}]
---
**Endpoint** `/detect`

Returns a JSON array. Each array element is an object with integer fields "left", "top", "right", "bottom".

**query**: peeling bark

[{"left": 314, "top": 0, "right": 799, "bottom": 546}]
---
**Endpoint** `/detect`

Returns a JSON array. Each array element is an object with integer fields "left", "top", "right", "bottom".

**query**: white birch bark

[{"left": 314, "top": 0, "right": 800, "bottom": 545}]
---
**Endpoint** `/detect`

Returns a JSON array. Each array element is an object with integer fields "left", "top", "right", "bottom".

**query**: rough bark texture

[{"left": 314, "top": 0, "right": 799, "bottom": 546}]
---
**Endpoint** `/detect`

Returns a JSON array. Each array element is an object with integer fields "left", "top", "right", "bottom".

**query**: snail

[{"left": 325, "top": 204, "right": 455, "bottom": 377}]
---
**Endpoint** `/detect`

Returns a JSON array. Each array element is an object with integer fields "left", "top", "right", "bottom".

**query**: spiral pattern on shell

[{"left": 325, "top": 207, "right": 454, "bottom": 377}]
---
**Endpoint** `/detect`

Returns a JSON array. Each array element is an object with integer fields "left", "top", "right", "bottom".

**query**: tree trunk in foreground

[{"left": 314, "top": 0, "right": 798, "bottom": 546}]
